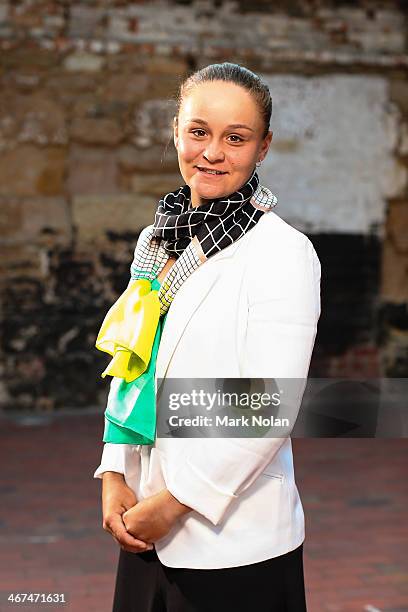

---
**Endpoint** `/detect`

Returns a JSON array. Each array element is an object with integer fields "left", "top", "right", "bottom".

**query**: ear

[{"left": 259, "top": 130, "right": 273, "bottom": 161}]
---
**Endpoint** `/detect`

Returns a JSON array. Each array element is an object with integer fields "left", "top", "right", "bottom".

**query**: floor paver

[{"left": 0, "top": 413, "right": 407, "bottom": 611}]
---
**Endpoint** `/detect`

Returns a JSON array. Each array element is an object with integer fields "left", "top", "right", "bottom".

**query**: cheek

[
  {"left": 228, "top": 147, "right": 257, "bottom": 169},
  {"left": 178, "top": 136, "right": 202, "bottom": 162}
]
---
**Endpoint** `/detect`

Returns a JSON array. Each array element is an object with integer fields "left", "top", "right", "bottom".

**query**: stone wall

[{"left": 1, "top": 0, "right": 407, "bottom": 411}]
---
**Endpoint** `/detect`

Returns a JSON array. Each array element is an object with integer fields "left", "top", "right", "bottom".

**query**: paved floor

[{"left": 0, "top": 412, "right": 407, "bottom": 612}]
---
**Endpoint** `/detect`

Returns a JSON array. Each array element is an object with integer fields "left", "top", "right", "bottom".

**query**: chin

[
  {"left": 193, "top": 178, "right": 232, "bottom": 197},
  {"left": 197, "top": 187, "right": 226, "bottom": 201}
]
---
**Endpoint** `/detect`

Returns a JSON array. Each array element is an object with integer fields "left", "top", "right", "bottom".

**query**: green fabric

[{"left": 103, "top": 277, "right": 167, "bottom": 445}]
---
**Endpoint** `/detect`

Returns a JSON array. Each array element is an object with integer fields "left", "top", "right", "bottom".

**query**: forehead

[{"left": 179, "top": 80, "right": 261, "bottom": 128}]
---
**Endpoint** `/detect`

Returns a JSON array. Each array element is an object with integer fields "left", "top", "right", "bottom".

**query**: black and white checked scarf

[{"left": 130, "top": 168, "right": 278, "bottom": 316}]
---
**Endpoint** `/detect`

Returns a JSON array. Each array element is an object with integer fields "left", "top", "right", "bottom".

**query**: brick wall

[{"left": 0, "top": 0, "right": 407, "bottom": 411}]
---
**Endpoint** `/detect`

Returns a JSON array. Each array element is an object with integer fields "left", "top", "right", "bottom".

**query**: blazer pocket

[{"left": 261, "top": 466, "right": 284, "bottom": 482}]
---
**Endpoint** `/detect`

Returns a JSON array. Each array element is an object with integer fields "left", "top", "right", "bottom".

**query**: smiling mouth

[{"left": 196, "top": 166, "right": 228, "bottom": 176}]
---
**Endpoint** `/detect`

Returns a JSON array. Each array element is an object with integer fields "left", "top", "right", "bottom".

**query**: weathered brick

[
  {"left": 63, "top": 51, "right": 105, "bottom": 73},
  {"left": 0, "top": 196, "right": 72, "bottom": 247},
  {"left": 0, "top": 0, "right": 407, "bottom": 405},
  {"left": 0, "top": 145, "right": 65, "bottom": 196},
  {"left": 67, "top": 145, "right": 119, "bottom": 196},
  {"left": 381, "top": 201, "right": 408, "bottom": 303},
  {"left": 70, "top": 117, "right": 123, "bottom": 146},
  {"left": 71, "top": 193, "right": 156, "bottom": 246},
  {"left": 118, "top": 143, "right": 179, "bottom": 174}
]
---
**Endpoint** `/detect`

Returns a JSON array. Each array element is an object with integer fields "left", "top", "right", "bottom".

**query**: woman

[{"left": 94, "top": 62, "right": 321, "bottom": 611}]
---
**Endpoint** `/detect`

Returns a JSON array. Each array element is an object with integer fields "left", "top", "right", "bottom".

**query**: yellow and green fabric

[{"left": 95, "top": 277, "right": 167, "bottom": 445}]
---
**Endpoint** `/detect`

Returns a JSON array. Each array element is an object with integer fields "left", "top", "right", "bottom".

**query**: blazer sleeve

[{"left": 165, "top": 235, "right": 321, "bottom": 526}]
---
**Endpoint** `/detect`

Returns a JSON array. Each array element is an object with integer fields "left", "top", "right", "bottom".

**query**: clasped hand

[{"left": 122, "top": 489, "right": 191, "bottom": 544}]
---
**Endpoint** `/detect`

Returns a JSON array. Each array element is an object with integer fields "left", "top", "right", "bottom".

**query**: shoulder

[
  {"left": 244, "top": 211, "right": 321, "bottom": 305},
  {"left": 247, "top": 211, "right": 320, "bottom": 267},
  {"left": 249, "top": 211, "right": 312, "bottom": 251}
]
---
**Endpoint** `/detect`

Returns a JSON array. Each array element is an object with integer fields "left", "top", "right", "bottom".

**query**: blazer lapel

[{"left": 155, "top": 238, "right": 245, "bottom": 386}]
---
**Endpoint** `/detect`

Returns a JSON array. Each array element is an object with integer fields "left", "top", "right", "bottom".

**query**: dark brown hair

[{"left": 175, "top": 62, "right": 272, "bottom": 139}]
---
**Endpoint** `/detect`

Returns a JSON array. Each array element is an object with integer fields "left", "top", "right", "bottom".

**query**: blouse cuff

[{"left": 93, "top": 443, "right": 140, "bottom": 479}]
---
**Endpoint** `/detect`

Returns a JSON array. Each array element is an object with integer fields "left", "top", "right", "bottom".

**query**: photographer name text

[{"left": 168, "top": 414, "right": 290, "bottom": 427}]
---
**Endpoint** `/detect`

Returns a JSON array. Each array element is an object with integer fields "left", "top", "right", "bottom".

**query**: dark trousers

[{"left": 112, "top": 544, "right": 307, "bottom": 612}]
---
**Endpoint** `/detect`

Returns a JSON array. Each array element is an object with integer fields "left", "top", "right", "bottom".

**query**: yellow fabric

[{"left": 95, "top": 279, "right": 161, "bottom": 383}]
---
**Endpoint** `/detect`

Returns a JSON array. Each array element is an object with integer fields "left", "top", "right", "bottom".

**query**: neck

[{"left": 191, "top": 195, "right": 209, "bottom": 209}]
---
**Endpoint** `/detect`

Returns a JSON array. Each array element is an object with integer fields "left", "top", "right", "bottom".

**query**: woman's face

[{"left": 173, "top": 80, "right": 273, "bottom": 207}]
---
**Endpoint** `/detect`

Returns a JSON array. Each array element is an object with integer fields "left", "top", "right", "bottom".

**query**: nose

[{"left": 203, "top": 140, "right": 225, "bottom": 164}]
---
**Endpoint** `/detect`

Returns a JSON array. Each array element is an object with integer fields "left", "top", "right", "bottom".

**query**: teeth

[{"left": 200, "top": 168, "right": 224, "bottom": 175}]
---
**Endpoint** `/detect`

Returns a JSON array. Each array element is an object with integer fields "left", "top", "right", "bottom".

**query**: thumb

[
  {"left": 110, "top": 513, "right": 150, "bottom": 549},
  {"left": 122, "top": 484, "right": 138, "bottom": 509}
]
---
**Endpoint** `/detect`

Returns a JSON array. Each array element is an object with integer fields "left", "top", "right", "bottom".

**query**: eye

[
  {"left": 191, "top": 129, "right": 206, "bottom": 137},
  {"left": 228, "top": 134, "right": 244, "bottom": 143}
]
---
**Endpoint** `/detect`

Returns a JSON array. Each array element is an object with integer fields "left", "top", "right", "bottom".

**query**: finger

[
  {"left": 119, "top": 531, "right": 152, "bottom": 550},
  {"left": 115, "top": 533, "right": 154, "bottom": 553},
  {"left": 107, "top": 523, "right": 152, "bottom": 552},
  {"left": 110, "top": 515, "right": 153, "bottom": 551},
  {"left": 120, "top": 543, "right": 154, "bottom": 554},
  {"left": 112, "top": 533, "right": 149, "bottom": 553}
]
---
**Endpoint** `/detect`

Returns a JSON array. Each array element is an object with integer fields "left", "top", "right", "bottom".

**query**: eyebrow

[{"left": 187, "top": 118, "right": 254, "bottom": 132}]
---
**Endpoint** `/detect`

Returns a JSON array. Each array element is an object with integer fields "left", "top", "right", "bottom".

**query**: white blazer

[{"left": 94, "top": 210, "right": 321, "bottom": 569}]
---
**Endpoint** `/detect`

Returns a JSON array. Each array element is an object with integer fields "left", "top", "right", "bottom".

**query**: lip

[{"left": 195, "top": 166, "right": 228, "bottom": 178}]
